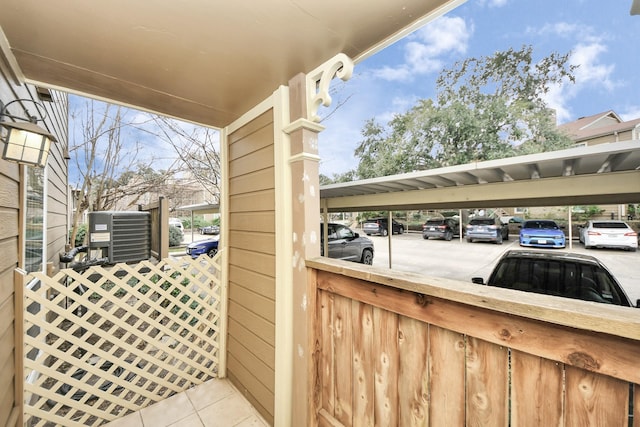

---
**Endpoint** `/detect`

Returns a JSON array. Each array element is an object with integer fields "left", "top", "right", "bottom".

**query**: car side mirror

[
  {"left": 471, "top": 277, "right": 485, "bottom": 285},
  {"left": 354, "top": 232, "right": 360, "bottom": 238}
]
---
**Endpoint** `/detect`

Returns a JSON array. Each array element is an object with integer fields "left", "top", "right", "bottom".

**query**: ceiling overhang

[
  {"left": 0, "top": 0, "right": 464, "bottom": 127},
  {"left": 320, "top": 141, "right": 640, "bottom": 212}
]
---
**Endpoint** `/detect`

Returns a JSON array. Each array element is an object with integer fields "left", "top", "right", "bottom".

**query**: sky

[{"left": 316, "top": 0, "right": 640, "bottom": 178}]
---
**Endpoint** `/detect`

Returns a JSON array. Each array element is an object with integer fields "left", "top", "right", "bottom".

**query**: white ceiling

[{"left": 0, "top": 0, "right": 462, "bottom": 128}]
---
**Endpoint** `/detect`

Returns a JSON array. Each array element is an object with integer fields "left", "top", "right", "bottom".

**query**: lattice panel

[{"left": 22, "top": 253, "right": 224, "bottom": 427}]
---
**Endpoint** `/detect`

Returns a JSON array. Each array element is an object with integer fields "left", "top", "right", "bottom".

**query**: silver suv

[
  {"left": 321, "top": 223, "right": 374, "bottom": 265},
  {"left": 466, "top": 216, "right": 509, "bottom": 244}
]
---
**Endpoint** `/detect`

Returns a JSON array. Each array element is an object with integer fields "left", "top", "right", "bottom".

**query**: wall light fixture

[{"left": 0, "top": 99, "right": 57, "bottom": 168}]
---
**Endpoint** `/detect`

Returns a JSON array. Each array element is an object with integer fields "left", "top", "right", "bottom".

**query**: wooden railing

[{"left": 307, "top": 257, "right": 639, "bottom": 426}]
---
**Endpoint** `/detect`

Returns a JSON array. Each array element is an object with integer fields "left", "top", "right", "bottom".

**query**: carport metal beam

[{"left": 321, "top": 170, "right": 640, "bottom": 213}]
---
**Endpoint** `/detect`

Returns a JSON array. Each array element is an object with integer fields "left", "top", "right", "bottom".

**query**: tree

[
  {"left": 148, "top": 116, "right": 221, "bottom": 203},
  {"left": 354, "top": 45, "right": 577, "bottom": 179},
  {"left": 68, "top": 100, "right": 177, "bottom": 246}
]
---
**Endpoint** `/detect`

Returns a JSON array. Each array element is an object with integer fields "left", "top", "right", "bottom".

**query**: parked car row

[
  {"left": 382, "top": 216, "right": 639, "bottom": 253},
  {"left": 187, "top": 222, "right": 375, "bottom": 265}
]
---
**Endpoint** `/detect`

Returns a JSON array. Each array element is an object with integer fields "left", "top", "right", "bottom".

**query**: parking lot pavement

[{"left": 360, "top": 229, "right": 640, "bottom": 305}]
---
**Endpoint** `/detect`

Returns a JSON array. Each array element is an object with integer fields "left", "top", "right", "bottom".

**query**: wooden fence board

[
  {"left": 428, "top": 326, "right": 465, "bottom": 427},
  {"left": 352, "top": 302, "right": 374, "bottom": 427},
  {"left": 373, "top": 307, "right": 399, "bottom": 427},
  {"left": 465, "top": 337, "right": 508, "bottom": 426},
  {"left": 565, "top": 366, "right": 630, "bottom": 426},
  {"left": 511, "top": 350, "right": 563, "bottom": 427},
  {"left": 334, "top": 294, "right": 353, "bottom": 425},
  {"left": 397, "top": 316, "right": 429, "bottom": 427},
  {"left": 320, "top": 290, "right": 336, "bottom": 418}
]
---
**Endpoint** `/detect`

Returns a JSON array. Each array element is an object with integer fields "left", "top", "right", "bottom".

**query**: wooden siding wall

[
  {"left": 0, "top": 61, "right": 69, "bottom": 426},
  {"left": 226, "top": 110, "right": 276, "bottom": 424}
]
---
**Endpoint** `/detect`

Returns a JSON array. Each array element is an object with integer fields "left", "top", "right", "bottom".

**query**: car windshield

[
  {"left": 592, "top": 222, "right": 627, "bottom": 229},
  {"left": 489, "top": 256, "right": 628, "bottom": 306},
  {"left": 523, "top": 220, "right": 558, "bottom": 230},
  {"left": 470, "top": 219, "right": 494, "bottom": 225},
  {"left": 426, "top": 220, "right": 445, "bottom": 225}
]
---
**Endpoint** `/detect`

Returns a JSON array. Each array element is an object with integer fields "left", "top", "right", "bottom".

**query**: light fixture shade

[{"left": 1, "top": 121, "right": 57, "bottom": 168}]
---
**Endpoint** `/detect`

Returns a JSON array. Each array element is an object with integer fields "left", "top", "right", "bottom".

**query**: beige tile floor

[{"left": 104, "top": 378, "right": 270, "bottom": 427}]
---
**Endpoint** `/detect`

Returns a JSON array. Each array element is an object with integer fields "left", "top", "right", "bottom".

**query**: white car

[
  {"left": 169, "top": 218, "right": 184, "bottom": 232},
  {"left": 579, "top": 220, "right": 638, "bottom": 252}
]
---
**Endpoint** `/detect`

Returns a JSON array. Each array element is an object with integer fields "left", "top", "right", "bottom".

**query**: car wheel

[
  {"left": 361, "top": 249, "right": 373, "bottom": 265},
  {"left": 207, "top": 248, "right": 218, "bottom": 257},
  {"left": 398, "top": 226, "right": 404, "bottom": 235},
  {"left": 467, "top": 237, "right": 473, "bottom": 243},
  {"left": 445, "top": 231, "right": 453, "bottom": 241},
  {"left": 382, "top": 228, "right": 388, "bottom": 237},
  {"left": 423, "top": 235, "right": 429, "bottom": 240},
  {"left": 365, "top": 233, "right": 372, "bottom": 236}
]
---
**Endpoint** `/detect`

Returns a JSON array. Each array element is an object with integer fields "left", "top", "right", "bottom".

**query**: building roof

[
  {"left": 0, "top": 0, "right": 463, "bottom": 128},
  {"left": 558, "top": 111, "right": 640, "bottom": 142},
  {"left": 319, "top": 140, "right": 640, "bottom": 212}
]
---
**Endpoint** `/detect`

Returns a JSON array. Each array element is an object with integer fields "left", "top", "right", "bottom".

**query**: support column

[{"left": 284, "top": 54, "right": 353, "bottom": 426}]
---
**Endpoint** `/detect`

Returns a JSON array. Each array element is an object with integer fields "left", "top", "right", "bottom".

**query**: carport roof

[
  {"left": 175, "top": 202, "right": 220, "bottom": 215},
  {"left": 319, "top": 140, "right": 640, "bottom": 212}
]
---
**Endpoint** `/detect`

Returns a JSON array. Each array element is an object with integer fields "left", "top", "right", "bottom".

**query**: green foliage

[
  {"left": 70, "top": 223, "right": 88, "bottom": 247},
  {"left": 571, "top": 205, "right": 605, "bottom": 221},
  {"left": 169, "top": 226, "right": 183, "bottom": 247},
  {"left": 353, "top": 46, "right": 576, "bottom": 179}
]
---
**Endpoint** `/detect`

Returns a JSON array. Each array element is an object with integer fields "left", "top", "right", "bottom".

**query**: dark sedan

[{"left": 186, "top": 238, "right": 219, "bottom": 258}]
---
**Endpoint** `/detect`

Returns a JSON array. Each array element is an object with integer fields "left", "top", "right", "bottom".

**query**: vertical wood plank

[
  {"left": 398, "top": 316, "right": 429, "bottom": 427},
  {"left": 511, "top": 350, "right": 563, "bottom": 427},
  {"left": 334, "top": 294, "right": 353, "bottom": 425},
  {"left": 320, "top": 290, "right": 336, "bottom": 417},
  {"left": 428, "top": 326, "right": 465, "bottom": 427},
  {"left": 634, "top": 383, "right": 639, "bottom": 427},
  {"left": 466, "top": 337, "right": 508, "bottom": 426},
  {"left": 13, "top": 269, "right": 25, "bottom": 427},
  {"left": 565, "top": 366, "right": 629, "bottom": 426},
  {"left": 373, "top": 307, "right": 399, "bottom": 427},
  {"left": 353, "top": 301, "right": 374, "bottom": 427}
]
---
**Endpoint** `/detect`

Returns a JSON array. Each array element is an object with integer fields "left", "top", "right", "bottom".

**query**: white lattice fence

[{"left": 21, "top": 253, "right": 224, "bottom": 427}]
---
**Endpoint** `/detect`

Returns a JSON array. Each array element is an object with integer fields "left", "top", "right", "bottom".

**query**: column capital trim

[
  {"left": 289, "top": 152, "right": 321, "bottom": 164},
  {"left": 283, "top": 118, "right": 325, "bottom": 135}
]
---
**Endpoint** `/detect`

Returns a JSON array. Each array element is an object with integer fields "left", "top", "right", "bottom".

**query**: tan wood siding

[
  {"left": 1, "top": 58, "right": 68, "bottom": 425},
  {"left": 226, "top": 110, "right": 276, "bottom": 424}
]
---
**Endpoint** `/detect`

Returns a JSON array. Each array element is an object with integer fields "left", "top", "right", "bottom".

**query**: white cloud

[
  {"left": 619, "top": 107, "right": 640, "bottom": 121},
  {"left": 570, "top": 43, "right": 616, "bottom": 91},
  {"left": 371, "top": 15, "right": 471, "bottom": 82}
]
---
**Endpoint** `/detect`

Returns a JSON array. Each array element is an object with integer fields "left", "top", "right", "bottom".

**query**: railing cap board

[{"left": 306, "top": 257, "right": 640, "bottom": 342}]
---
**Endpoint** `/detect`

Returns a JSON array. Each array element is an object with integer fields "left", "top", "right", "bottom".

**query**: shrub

[
  {"left": 70, "top": 224, "right": 88, "bottom": 247},
  {"left": 169, "top": 226, "right": 183, "bottom": 247}
]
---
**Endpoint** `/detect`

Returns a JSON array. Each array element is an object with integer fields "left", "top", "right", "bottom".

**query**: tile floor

[{"left": 104, "top": 378, "right": 270, "bottom": 427}]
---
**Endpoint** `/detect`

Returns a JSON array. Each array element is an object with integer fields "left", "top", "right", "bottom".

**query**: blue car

[
  {"left": 186, "top": 238, "right": 219, "bottom": 258},
  {"left": 519, "top": 220, "right": 565, "bottom": 248}
]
